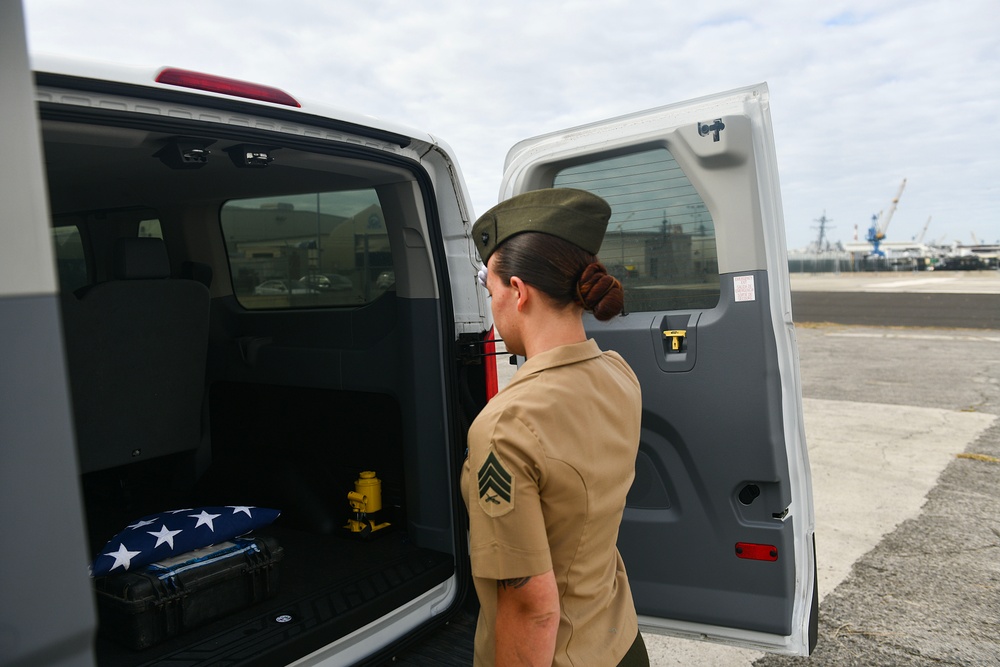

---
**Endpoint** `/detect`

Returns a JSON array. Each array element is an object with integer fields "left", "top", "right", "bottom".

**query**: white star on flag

[
  {"left": 148, "top": 524, "right": 183, "bottom": 549},
  {"left": 105, "top": 543, "right": 142, "bottom": 571},
  {"left": 91, "top": 505, "right": 280, "bottom": 577},
  {"left": 189, "top": 510, "right": 222, "bottom": 531}
]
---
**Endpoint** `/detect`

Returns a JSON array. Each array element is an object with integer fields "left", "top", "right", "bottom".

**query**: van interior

[{"left": 43, "top": 105, "right": 479, "bottom": 665}]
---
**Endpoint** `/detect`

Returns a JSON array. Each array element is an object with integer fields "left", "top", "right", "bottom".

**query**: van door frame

[{"left": 0, "top": 1, "right": 98, "bottom": 665}]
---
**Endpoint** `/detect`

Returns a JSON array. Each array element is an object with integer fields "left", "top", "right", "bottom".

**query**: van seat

[{"left": 61, "top": 238, "right": 211, "bottom": 474}]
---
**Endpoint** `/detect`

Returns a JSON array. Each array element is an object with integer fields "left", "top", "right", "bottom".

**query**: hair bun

[{"left": 576, "top": 263, "right": 624, "bottom": 320}]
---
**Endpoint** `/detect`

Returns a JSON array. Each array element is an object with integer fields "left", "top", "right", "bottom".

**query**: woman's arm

[{"left": 495, "top": 569, "right": 560, "bottom": 666}]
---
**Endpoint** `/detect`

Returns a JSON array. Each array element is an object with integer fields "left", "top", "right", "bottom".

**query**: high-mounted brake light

[{"left": 155, "top": 67, "right": 301, "bottom": 108}]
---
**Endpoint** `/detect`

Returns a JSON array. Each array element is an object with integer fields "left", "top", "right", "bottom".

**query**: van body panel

[{"left": 0, "top": 4, "right": 97, "bottom": 665}]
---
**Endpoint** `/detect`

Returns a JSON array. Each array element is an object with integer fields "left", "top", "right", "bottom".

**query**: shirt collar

[{"left": 512, "top": 339, "right": 603, "bottom": 380}]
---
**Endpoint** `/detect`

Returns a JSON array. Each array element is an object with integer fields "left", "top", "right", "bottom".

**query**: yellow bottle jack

[{"left": 345, "top": 470, "right": 391, "bottom": 537}]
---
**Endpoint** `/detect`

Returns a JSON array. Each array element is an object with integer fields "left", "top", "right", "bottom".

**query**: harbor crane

[
  {"left": 866, "top": 178, "right": 907, "bottom": 257},
  {"left": 915, "top": 216, "right": 931, "bottom": 243}
]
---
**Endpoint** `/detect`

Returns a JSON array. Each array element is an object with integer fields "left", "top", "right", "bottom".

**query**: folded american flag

[{"left": 91, "top": 506, "right": 280, "bottom": 577}]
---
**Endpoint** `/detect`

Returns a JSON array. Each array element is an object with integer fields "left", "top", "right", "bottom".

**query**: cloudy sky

[{"left": 22, "top": 0, "right": 1000, "bottom": 250}]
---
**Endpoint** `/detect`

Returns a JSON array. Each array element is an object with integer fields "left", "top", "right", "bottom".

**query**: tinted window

[
  {"left": 52, "top": 225, "right": 87, "bottom": 292},
  {"left": 221, "top": 189, "right": 393, "bottom": 309},
  {"left": 138, "top": 218, "right": 163, "bottom": 239},
  {"left": 553, "top": 148, "right": 720, "bottom": 311}
]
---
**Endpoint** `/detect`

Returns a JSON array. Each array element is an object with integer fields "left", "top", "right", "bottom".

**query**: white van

[{"left": 1, "top": 1, "right": 815, "bottom": 665}]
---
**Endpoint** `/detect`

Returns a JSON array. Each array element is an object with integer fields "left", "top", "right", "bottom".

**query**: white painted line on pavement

[
  {"left": 861, "top": 277, "right": 959, "bottom": 291},
  {"left": 826, "top": 332, "right": 1000, "bottom": 343}
]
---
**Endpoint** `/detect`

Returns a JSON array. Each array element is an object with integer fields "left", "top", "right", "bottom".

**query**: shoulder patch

[{"left": 478, "top": 449, "right": 515, "bottom": 517}]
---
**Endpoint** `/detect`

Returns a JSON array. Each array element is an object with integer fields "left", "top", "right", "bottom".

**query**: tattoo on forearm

[{"left": 499, "top": 576, "right": 532, "bottom": 590}]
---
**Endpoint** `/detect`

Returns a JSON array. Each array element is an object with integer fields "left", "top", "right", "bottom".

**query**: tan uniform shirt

[{"left": 461, "top": 339, "right": 642, "bottom": 666}]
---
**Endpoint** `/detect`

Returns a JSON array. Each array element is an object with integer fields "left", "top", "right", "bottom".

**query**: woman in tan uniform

[{"left": 463, "top": 188, "right": 649, "bottom": 666}]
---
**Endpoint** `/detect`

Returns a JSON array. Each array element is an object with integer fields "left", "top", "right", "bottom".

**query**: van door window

[
  {"left": 553, "top": 148, "right": 720, "bottom": 311},
  {"left": 221, "top": 189, "right": 393, "bottom": 309},
  {"left": 52, "top": 225, "right": 87, "bottom": 292},
  {"left": 138, "top": 218, "right": 163, "bottom": 239}
]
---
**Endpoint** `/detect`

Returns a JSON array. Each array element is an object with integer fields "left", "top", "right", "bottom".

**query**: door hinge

[{"left": 698, "top": 118, "right": 726, "bottom": 142}]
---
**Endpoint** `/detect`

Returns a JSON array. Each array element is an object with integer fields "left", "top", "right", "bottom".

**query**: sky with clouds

[{"left": 22, "top": 0, "right": 1000, "bottom": 250}]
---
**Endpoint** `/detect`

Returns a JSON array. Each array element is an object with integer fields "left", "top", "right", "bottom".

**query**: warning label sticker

[{"left": 734, "top": 275, "right": 756, "bottom": 302}]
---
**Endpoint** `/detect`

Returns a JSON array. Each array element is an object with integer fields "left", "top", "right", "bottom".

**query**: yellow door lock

[{"left": 663, "top": 329, "right": 687, "bottom": 351}]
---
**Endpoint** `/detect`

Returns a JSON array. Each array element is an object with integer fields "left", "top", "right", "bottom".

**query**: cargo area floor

[{"left": 95, "top": 527, "right": 453, "bottom": 667}]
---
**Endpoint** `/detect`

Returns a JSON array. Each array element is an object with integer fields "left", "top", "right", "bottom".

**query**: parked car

[
  {"left": 255, "top": 279, "right": 318, "bottom": 295},
  {"left": 1, "top": 2, "right": 815, "bottom": 664},
  {"left": 299, "top": 273, "right": 353, "bottom": 291},
  {"left": 298, "top": 274, "right": 332, "bottom": 290}
]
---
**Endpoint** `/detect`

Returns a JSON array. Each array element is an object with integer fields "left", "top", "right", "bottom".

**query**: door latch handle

[
  {"left": 656, "top": 316, "right": 697, "bottom": 372},
  {"left": 663, "top": 329, "right": 687, "bottom": 352}
]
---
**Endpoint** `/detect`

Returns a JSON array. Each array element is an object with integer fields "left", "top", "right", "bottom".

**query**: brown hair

[{"left": 491, "top": 232, "right": 624, "bottom": 321}]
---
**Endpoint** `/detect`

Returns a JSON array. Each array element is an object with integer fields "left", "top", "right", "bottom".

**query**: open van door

[{"left": 499, "top": 84, "right": 817, "bottom": 655}]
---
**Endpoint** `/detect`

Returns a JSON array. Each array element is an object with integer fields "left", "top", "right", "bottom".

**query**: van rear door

[{"left": 499, "top": 84, "right": 817, "bottom": 655}]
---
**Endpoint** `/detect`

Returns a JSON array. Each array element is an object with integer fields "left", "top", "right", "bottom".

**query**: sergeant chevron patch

[{"left": 478, "top": 449, "right": 514, "bottom": 517}]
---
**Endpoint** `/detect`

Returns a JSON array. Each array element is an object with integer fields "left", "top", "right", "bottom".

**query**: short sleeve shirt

[{"left": 461, "top": 339, "right": 642, "bottom": 667}]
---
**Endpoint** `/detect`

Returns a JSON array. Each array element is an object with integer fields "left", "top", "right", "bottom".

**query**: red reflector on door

[
  {"left": 735, "top": 542, "right": 778, "bottom": 561},
  {"left": 155, "top": 68, "right": 301, "bottom": 108}
]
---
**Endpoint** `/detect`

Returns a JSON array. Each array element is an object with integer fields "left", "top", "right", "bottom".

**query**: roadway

[{"left": 789, "top": 271, "right": 1000, "bottom": 329}]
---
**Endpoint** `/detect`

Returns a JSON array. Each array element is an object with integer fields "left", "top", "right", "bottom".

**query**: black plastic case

[{"left": 93, "top": 536, "right": 283, "bottom": 650}]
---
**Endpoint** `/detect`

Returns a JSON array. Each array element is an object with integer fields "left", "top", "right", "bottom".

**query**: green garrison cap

[{"left": 472, "top": 188, "right": 612, "bottom": 263}]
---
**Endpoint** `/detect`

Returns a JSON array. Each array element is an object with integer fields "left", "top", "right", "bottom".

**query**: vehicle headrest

[
  {"left": 113, "top": 238, "right": 171, "bottom": 280},
  {"left": 180, "top": 260, "right": 213, "bottom": 288}
]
